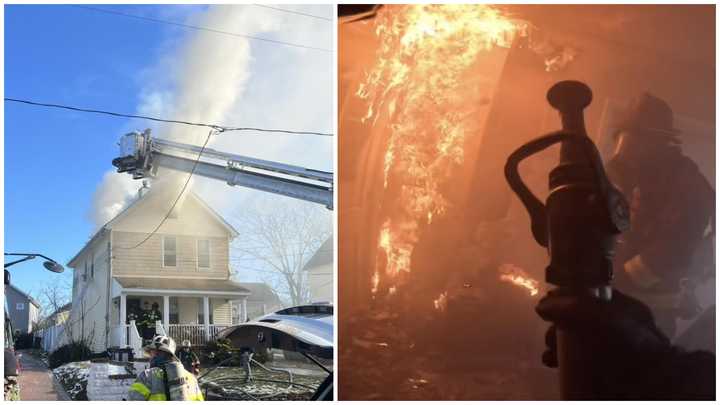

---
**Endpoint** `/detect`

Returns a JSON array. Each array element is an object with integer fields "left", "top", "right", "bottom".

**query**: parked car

[{"left": 203, "top": 303, "right": 333, "bottom": 400}]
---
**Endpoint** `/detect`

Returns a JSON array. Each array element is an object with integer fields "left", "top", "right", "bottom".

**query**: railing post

[
  {"left": 203, "top": 296, "right": 210, "bottom": 342},
  {"left": 129, "top": 320, "right": 136, "bottom": 347},
  {"left": 155, "top": 320, "right": 166, "bottom": 336},
  {"left": 120, "top": 293, "right": 127, "bottom": 325},
  {"left": 163, "top": 295, "right": 170, "bottom": 331},
  {"left": 242, "top": 298, "right": 248, "bottom": 323}
]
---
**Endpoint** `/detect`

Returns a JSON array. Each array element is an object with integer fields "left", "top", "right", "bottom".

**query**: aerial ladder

[{"left": 112, "top": 129, "right": 334, "bottom": 209}]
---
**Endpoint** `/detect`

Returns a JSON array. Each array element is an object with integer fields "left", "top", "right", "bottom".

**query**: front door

[{"left": 127, "top": 298, "right": 140, "bottom": 323}]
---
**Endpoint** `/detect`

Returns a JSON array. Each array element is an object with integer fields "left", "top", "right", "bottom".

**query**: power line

[
  {"left": 5, "top": 98, "right": 333, "bottom": 136},
  {"left": 71, "top": 5, "right": 332, "bottom": 53},
  {"left": 115, "top": 128, "right": 217, "bottom": 250},
  {"left": 252, "top": 4, "right": 332, "bottom": 22}
]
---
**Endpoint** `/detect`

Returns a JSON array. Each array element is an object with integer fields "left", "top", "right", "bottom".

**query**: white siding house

[
  {"left": 67, "top": 185, "right": 250, "bottom": 354},
  {"left": 303, "top": 236, "right": 333, "bottom": 303}
]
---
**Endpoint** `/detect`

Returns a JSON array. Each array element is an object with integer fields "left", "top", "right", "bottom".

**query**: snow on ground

[
  {"left": 200, "top": 365, "right": 327, "bottom": 400},
  {"left": 52, "top": 361, "right": 90, "bottom": 401}
]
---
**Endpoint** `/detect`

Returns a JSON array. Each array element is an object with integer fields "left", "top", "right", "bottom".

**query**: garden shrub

[{"left": 49, "top": 342, "right": 93, "bottom": 368}]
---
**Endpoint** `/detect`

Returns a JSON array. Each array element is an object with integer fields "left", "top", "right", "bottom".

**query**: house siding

[
  {"left": 69, "top": 233, "right": 111, "bottom": 353},
  {"left": 308, "top": 263, "right": 333, "bottom": 303},
  {"left": 28, "top": 304, "right": 39, "bottom": 333},
  {"left": 111, "top": 232, "right": 229, "bottom": 278},
  {"left": 211, "top": 299, "right": 231, "bottom": 324},
  {"left": 5, "top": 288, "right": 30, "bottom": 334}
]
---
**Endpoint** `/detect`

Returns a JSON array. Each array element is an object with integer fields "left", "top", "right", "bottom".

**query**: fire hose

[
  {"left": 504, "top": 81, "right": 630, "bottom": 399},
  {"left": 197, "top": 350, "right": 327, "bottom": 400}
]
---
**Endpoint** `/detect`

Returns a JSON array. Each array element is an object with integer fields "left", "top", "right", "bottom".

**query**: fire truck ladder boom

[{"left": 112, "top": 130, "right": 334, "bottom": 209}]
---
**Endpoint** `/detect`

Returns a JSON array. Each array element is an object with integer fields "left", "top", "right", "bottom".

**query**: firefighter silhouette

[{"left": 606, "top": 93, "right": 715, "bottom": 337}]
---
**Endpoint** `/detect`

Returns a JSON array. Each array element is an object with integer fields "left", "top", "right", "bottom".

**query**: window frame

[
  {"left": 162, "top": 236, "right": 177, "bottom": 268},
  {"left": 15, "top": 303, "right": 24, "bottom": 311},
  {"left": 197, "top": 239, "right": 211, "bottom": 270}
]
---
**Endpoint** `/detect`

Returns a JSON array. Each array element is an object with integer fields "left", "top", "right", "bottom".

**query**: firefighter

[
  {"left": 606, "top": 93, "right": 715, "bottom": 337},
  {"left": 140, "top": 302, "right": 162, "bottom": 341},
  {"left": 128, "top": 335, "right": 204, "bottom": 401},
  {"left": 177, "top": 340, "right": 201, "bottom": 376}
]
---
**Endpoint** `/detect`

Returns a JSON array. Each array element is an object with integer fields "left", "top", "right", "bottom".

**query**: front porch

[{"left": 108, "top": 277, "right": 251, "bottom": 352}]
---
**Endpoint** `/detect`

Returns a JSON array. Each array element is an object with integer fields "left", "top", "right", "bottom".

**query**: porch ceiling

[{"left": 114, "top": 276, "right": 251, "bottom": 297}]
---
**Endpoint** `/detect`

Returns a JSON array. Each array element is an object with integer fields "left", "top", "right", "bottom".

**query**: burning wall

[{"left": 340, "top": 2, "right": 714, "bottom": 317}]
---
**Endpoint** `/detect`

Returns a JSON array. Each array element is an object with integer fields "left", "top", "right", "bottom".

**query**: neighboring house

[
  {"left": 231, "top": 283, "right": 284, "bottom": 322},
  {"left": 36, "top": 302, "right": 71, "bottom": 353},
  {"left": 5, "top": 284, "right": 41, "bottom": 334},
  {"left": 67, "top": 185, "right": 251, "bottom": 354},
  {"left": 38, "top": 302, "right": 72, "bottom": 329},
  {"left": 303, "top": 236, "right": 333, "bottom": 303}
]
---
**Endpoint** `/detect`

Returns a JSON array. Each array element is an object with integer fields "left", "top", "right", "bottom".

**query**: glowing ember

[
  {"left": 498, "top": 264, "right": 540, "bottom": 296},
  {"left": 433, "top": 291, "right": 448, "bottom": 311},
  {"left": 360, "top": 4, "right": 525, "bottom": 295}
]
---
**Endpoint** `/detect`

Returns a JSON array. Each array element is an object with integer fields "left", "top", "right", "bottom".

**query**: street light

[{"left": 4, "top": 253, "right": 64, "bottom": 273}]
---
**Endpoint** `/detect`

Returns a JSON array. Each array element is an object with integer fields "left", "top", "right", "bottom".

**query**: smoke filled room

[{"left": 338, "top": 4, "right": 715, "bottom": 401}]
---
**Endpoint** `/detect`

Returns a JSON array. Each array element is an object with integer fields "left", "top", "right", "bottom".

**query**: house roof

[
  {"left": 235, "top": 282, "right": 283, "bottom": 305},
  {"left": 68, "top": 187, "right": 238, "bottom": 268},
  {"left": 303, "top": 236, "right": 333, "bottom": 271},
  {"left": 114, "top": 276, "right": 251, "bottom": 294},
  {"left": 7, "top": 284, "right": 41, "bottom": 308},
  {"left": 47, "top": 303, "right": 71, "bottom": 319}
]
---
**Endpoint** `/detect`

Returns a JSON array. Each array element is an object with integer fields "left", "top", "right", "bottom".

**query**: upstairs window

[
  {"left": 163, "top": 236, "right": 177, "bottom": 267},
  {"left": 90, "top": 258, "right": 95, "bottom": 279},
  {"left": 197, "top": 240, "right": 210, "bottom": 269},
  {"left": 16, "top": 303, "right": 24, "bottom": 311}
]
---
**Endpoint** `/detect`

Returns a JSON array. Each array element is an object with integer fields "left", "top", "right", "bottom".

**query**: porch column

[
  {"left": 120, "top": 294, "right": 127, "bottom": 325},
  {"left": 163, "top": 295, "right": 170, "bottom": 330},
  {"left": 203, "top": 296, "right": 210, "bottom": 340},
  {"left": 242, "top": 298, "right": 248, "bottom": 323}
]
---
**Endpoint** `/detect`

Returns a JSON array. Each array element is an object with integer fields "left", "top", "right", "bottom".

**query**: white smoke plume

[
  {"left": 90, "top": 171, "right": 140, "bottom": 226},
  {"left": 88, "top": 5, "right": 333, "bottom": 228}
]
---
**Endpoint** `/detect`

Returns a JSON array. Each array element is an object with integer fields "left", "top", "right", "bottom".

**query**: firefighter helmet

[{"left": 144, "top": 334, "right": 176, "bottom": 356}]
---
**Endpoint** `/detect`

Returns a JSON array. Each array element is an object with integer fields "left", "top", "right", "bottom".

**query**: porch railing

[
  {"left": 128, "top": 320, "right": 143, "bottom": 357},
  {"left": 111, "top": 322, "right": 233, "bottom": 349},
  {"left": 109, "top": 321, "right": 143, "bottom": 357},
  {"left": 167, "top": 324, "right": 231, "bottom": 346},
  {"left": 109, "top": 324, "right": 128, "bottom": 348}
]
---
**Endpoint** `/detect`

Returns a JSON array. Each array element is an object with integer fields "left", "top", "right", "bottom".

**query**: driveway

[{"left": 17, "top": 350, "right": 63, "bottom": 400}]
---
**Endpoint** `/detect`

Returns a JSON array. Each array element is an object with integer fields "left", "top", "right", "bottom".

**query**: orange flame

[
  {"left": 433, "top": 291, "right": 448, "bottom": 311},
  {"left": 360, "top": 5, "right": 525, "bottom": 295},
  {"left": 498, "top": 264, "right": 540, "bottom": 296}
]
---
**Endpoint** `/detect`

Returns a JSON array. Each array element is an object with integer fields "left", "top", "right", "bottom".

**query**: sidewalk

[{"left": 17, "top": 350, "right": 64, "bottom": 401}]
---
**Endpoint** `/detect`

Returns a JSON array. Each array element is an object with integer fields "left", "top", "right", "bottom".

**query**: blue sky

[{"left": 4, "top": 4, "right": 333, "bottom": 303}]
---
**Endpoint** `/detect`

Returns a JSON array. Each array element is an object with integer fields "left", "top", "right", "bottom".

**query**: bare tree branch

[{"left": 229, "top": 197, "right": 331, "bottom": 306}]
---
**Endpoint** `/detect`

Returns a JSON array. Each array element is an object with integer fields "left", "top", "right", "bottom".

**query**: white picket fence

[{"left": 38, "top": 323, "right": 67, "bottom": 353}]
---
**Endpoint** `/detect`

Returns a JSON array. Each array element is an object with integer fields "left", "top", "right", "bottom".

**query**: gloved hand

[
  {"left": 537, "top": 288, "right": 670, "bottom": 368},
  {"left": 536, "top": 288, "right": 715, "bottom": 400}
]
